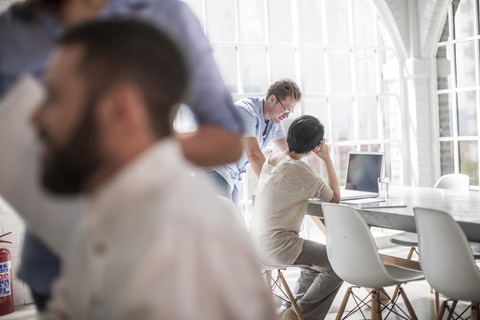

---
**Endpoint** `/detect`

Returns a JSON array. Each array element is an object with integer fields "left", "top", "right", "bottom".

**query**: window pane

[
  {"left": 353, "top": 0, "right": 375, "bottom": 46},
  {"left": 459, "top": 141, "right": 479, "bottom": 185},
  {"left": 304, "top": 96, "right": 328, "bottom": 124},
  {"left": 436, "top": 45, "right": 453, "bottom": 90},
  {"left": 334, "top": 146, "right": 356, "bottom": 186},
  {"left": 302, "top": 47, "right": 327, "bottom": 93},
  {"left": 358, "top": 96, "right": 378, "bottom": 140},
  {"left": 174, "top": 105, "right": 197, "bottom": 133},
  {"left": 440, "top": 141, "right": 454, "bottom": 175},
  {"left": 329, "top": 49, "right": 351, "bottom": 93},
  {"left": 385, "top": 142, "right": 403, "bottom": 184},
  {"left": 360, "top": 144, "right": 380, "bottom": 152},
  {"left": 212, "top": 46, "right": 238, "bottom": 93},
  {"left": 455, "top": 41, "right": 476, "bottom": 88},
  {"left": 205, "top": 0, "right": 236, "bottom": 41},
  {"left": 454, "top": 0, "right": 476, "bottom": 39},
  {"left": 240, "top": 47, "right": 268, "bottom": 93},
  {"left": 380, "top": 49, "right": 399, "bottom": 93},
  {"left": 299, "top": 0, "right": 324, "bottom": 43},
  {"left": 331, "top": 98, "right": 354, "bottom": 141},
  {"left": 356, "top": 49, "right": 377, "bottom": 93},
  {"left": 304, "top": 153, "right": 327, "bottom": 179},
  {"left": 325, "top": 0, "right": 349, "bottom": 45},
  {"left": 379, "top": 96, "right": 401, "bottom": 141},
  {"left": 268, "top": 0, "right": 294, "bottom": 43},
  {"left": 457, "top": 90, "right": 477, "bottom": 135},
  {"left": 238, "top": 0, "right": 266, "bottom": 42},
  {"left": 269, "top": 47, "right": 297, "bottom": 83},
  {"left": 438, "top": 93, "right": 454, "bottom": 137}
]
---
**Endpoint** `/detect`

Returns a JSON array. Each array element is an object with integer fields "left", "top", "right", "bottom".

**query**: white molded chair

[
  {"left": 322, "top": 203, "right": 423, "bottom": 320},
  {"left": 217, "top": 196, "right": 305, "bottom": 320},
  {"left": 433, "top": 174, "right": 470, "bottom": 191},
  {"left": 413, "top": 207, "right": 480, "bottom": 320},
  {"left": 389, "top": 174, "right": 478, "bottom": 310}
]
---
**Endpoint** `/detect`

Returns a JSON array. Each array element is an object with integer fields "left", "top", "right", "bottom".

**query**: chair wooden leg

[
  {"left": 435, "top": 291, "right": 440, "bottom": 313},
  {"left": 406, "top": 246, "right": 416, "bottom": 260},
  {"left": 278, "top": 269, "right": 304, "bottom": 320},
  {"left": 393, "top": 247, "right": 416, "bottom": 299},
  {"left": 399, "top": 287, "right": 417, "bottom": 320},
  {"left": 371, "top": 290, "right": 382, "bottom": 320},
  {"left": 446, "top": 301, "right": 457, "bottom": 320},
  {"left": 335, "top": 287, "right": 352, "bottom": 320},
  {"left": 471, "top": 303, "right": 479, "bottom": 320},
  {"left": 436, "top": 300, "right": 448, "bottom": 320}
]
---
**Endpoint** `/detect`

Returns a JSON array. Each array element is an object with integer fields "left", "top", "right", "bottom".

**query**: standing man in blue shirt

[
  {"left": 208, "top": 78, "right": 302, "bottom": 203},
  {"left": 0, "top": 0, "right": 244, "bottom": 311}
]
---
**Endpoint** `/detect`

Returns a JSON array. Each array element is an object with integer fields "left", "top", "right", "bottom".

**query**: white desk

[{"left": 307, "top": 186, "right": 480, "bottom": 243}]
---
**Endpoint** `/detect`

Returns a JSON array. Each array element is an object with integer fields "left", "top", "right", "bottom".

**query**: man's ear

[
  {"left": 268, "top": 95, "right": 276, "bottom": 103},
  {"left": 99, "top": 83, "right": 145, "bottom": 128}
]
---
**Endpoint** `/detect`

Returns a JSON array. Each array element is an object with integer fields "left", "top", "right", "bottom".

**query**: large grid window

[
  {"left": 437, "top": 0, "right": 480, "bottom": 186},
  {"left": 181, "top": 0, "right": 402, "bottom": 209}
]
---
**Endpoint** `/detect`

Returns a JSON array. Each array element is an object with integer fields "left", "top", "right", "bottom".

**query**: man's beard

[{"left": 38, "top": 98, "right": 101, "bottom": 195}]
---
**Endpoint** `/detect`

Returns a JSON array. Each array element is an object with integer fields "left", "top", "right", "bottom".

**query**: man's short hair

[
  {"left": 56, "top": 18, "right": 189, "bottom": 137},
  {"left": 287, "top": 115, "right": 324, "bottom": 154},
  {"left": 265, "top": 78, "right": 301, "bottom": 102}
]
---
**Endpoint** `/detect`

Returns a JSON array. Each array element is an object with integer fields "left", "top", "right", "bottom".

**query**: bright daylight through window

[{"left": 179, "top": 0, "right": 402, "bottom": 209}]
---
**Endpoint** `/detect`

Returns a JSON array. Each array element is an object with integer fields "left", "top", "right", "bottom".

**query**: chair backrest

[
  {"left": 321, "top": 203, "right": 397, "bottom": 289},
  {"left": 414, "top": 207, "right": 480, "bottom": 303},
  {"left": 433, "top": 174, "right": 469, "bottom": 192}
]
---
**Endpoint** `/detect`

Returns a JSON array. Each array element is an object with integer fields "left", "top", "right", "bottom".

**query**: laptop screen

[{"left": 345, "top": 152, "right": 384, "bottom": 192}]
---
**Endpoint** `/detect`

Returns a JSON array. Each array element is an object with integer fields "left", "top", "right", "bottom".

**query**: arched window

[{"left": 436, "top": 0, "right": 480, "bottom": 187}]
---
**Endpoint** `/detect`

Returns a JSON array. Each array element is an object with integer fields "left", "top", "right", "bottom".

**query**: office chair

[
  {"left": 414, "top": 207, "right": 480, "bottom": 320},
  {"left": 322, "top": 203, "right": 423, "bottom": 320},
  {"left": 216, "top": 196, "right": 305, "bottom": 320}
]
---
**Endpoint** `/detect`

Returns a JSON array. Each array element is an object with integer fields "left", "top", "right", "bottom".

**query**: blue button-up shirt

[{"left": 212, "top": 97, "right": 285, "bottom": 193}]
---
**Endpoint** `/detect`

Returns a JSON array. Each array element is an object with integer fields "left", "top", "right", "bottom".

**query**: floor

[{"left": 0, "top": 246, "right": 472, "bottom": 320}]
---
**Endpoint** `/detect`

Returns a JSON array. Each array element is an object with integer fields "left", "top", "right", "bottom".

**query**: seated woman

[{"left": 249, "top": 115, "right": 342, "bottom": 320}]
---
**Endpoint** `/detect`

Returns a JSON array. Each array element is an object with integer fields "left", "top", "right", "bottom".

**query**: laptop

[{"left": 340, "top": 152, "right": 384, "bottom": 201}]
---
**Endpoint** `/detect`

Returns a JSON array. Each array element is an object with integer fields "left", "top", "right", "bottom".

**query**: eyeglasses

[{"left": 275, "top": 96, "right": 293, "bottom": 115}]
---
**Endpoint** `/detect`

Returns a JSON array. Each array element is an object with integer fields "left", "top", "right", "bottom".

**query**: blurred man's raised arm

[{"left": 158, "top": 2, "right": 244, "bottom": 166}]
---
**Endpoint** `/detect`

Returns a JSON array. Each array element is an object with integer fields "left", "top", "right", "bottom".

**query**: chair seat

[
  {"left": 390, "top": 232, "right": 418, "bottom": 246},
  {"left": 385, "top": 264, "right": 424, "bottom": 283},
  {"left": 391, "top": 232, "right": 480, "bottom": 259},
  {"left": 260, "top": 263, "right": 310, "bottom": 272}
]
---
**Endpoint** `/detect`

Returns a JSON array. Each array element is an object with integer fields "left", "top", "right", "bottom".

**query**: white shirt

[{"left": 44, "top": 139, "right": 277, "bottom": 320}]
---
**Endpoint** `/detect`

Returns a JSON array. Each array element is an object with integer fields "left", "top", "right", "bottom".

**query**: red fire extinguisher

[{"left": 0, "top": 232, "right": 14, "bottom": 316}]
